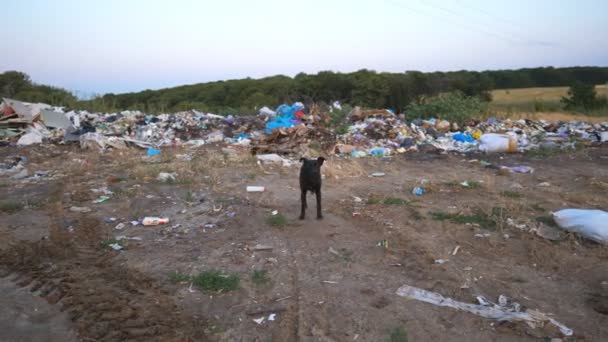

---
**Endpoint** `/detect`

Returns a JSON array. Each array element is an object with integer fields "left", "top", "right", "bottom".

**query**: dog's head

[{"left": 299, "top": 157, "right": 325, "bottom": 171}]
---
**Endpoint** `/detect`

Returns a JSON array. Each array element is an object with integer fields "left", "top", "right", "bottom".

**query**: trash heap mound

[{"left": 1, "top": 98, "right": 606, "bottom": 157}]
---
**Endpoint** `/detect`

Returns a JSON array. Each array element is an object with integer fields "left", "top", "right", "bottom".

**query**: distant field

[{"left": 489, "top": 85, "right": 608, "bottom": 114}]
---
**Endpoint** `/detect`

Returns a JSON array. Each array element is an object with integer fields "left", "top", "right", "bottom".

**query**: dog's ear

[
  {"left": 317, "top": 156, "right": 325, "bottom": 166},
  {"left": 300, "top": 158, "right": 306, "bottom": 163}
]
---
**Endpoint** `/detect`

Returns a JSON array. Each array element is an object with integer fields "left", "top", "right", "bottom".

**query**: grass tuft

[
  {"left": 430, "top": 207, "right": 507, "bottom": 231},
  {"left": 267, "top": 213, "right": 287, "bottom": 227},
  {"left": 390, "top": 326, "right": 408, "bottom": 342},
  {"left": 383, "top": 197, "right": 409, "bottom": 205},
  {"left": 192, "top": 270, "right": 240, "bottom": 292},
  {"left": 501, "top": 191, "right": 522, "bottom": 199},
  {"left": 251, "top": 269, "right": 269, "bottom": 285},
  {"left": 0, "top": 200, "right": 24, "bottom": 214}
]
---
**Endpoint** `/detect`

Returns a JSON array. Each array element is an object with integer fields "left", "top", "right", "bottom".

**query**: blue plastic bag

[
  {"left": 147, "top": 147, "right": 161, "bottom": 156},
  {"left": 453, "top": 132, "right": 475, "bottom": 143},
  {"left": 265, "top": 103, "right": 302, "bottom": 134},
  {"left": 235, "top": 132, "right": 250, "bottom": 140},
  {"left": 370, "top": 147, "right": 386, "bottom": 156}
]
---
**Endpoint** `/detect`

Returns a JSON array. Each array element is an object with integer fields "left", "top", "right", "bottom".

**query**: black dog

[{"left": 299, "top": 157, "right": 325, "bottom": 220}]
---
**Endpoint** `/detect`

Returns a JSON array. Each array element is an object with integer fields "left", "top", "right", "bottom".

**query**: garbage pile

[
  {"left": 1, "top": 98, "right": 607, "bottom": 157},
  {"left": 335, "top": 106, "right": 608, "bottom": 157}
]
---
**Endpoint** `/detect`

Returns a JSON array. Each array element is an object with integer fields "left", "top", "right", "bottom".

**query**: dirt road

[{"left": 1, "top": 145, "right": 607, "bottom": 341}]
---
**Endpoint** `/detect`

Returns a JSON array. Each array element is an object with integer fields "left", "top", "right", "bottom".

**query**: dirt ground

[{"left": 1, "top": 143, "right": 607, "bottom": 342}]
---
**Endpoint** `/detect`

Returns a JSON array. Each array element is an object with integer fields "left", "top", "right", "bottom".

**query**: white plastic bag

[
  {"left": 552, "top": 209, "right": 608, "bottom": 244},
  {"left": 478, "top": 133, "right": 518, "bottom": 153}
]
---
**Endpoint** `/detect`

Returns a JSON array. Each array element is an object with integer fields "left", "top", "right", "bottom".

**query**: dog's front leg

[
  {"left": 316, "top": 189, "right": 323, "bottom": 219},
  {"left": 300, "top": 189, "right": 306, "bottom": 220}
]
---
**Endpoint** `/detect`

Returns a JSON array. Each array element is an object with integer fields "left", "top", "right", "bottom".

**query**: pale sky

[{"left": 2, "top": 0, "right": 607, "bottom": 95}]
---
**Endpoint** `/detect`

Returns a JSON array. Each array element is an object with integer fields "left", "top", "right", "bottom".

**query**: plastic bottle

[{"left": 142, "top": 217, "right": 169, "bottom": 225}]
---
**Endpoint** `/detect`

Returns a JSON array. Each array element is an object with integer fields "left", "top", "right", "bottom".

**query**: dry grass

[
  {"left": 491, "top": 85, "right": 608, "bottom": 103},
  {"left": 489, "top": 85, "right": 608, "bottom": 119},
  {"left": 323, "top": 159, "right": 366, "bottom": 181},
  {"left": 122, "top": 147, "right": 256, "bottom": 187}
]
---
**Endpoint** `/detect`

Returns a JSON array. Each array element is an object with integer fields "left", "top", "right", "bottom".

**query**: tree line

[{"left": 2, "top": 67, "right": 607, "bottom": 114}]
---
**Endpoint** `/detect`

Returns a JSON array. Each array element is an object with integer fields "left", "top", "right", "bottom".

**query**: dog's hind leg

[
  {"left": 300, "top": 189, "right": 307, "bottom": 220},
  {"left": 316, "top": 189, "right": 323, "bottom": 219}
]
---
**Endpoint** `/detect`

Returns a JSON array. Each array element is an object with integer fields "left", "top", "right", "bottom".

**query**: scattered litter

[
  {"left": 257, "top": 154, "right": 293, "bottom": 167},
  {"left": 115, "top": 236, "right": 142, "bottom": 241},
  {"left": 114, "top": 223, "right": 126, "bottom": 230},
  {"left": 411, "top": 186, "right": 425, "bottom": 196},
  {"left": 396, "top": 284, "right": 573, "bottom": 336},
  {"left": 370, "top": 172, "right": 385, "bottom": 177},
  {"left": 247, "top": 186, "right": 265, "bottom": 192},
  {"left": 253, "top": 317, "right": 265, "bottom": 325},
  {"left": 108, "top": 243, "right": 123, "bottom": 251},
  {"left": 474, "top": 232, "right": 491, "bottom": 238},
  {"left": 271, "top": 210, "right": 278, "bottom": 216},
  {"left": 253, "top": 244, "right": 273, "bottom": 251},
  {"left": 538, "top": 182, "right": 551, "bottom": 187},
  {"left": 268, "top": 313, "right": 276, "bottom": 321},
  {"left": 69, "top": 206, "right": 92, "bottom": 213},
  {"left": 93, "top": 195, "right": 110, "bottom": 203},
  {"left": 142, "top": 217, "right": 170, "bottom": 225},
  {"left": 434, "top": 259, "right": 447, "bottom": 264},
  {"left": 552, "top": 209, "right": 608, "bottom": 244},
  {"left": 322, "top": 281, "right": 338, "bottom": 284},
  {"left": 328, "top": 247, "right": 341, "bottom": 257},
  {"left": 452, "top": 245, "right": 460, "bottom": 256},
  {"left": 130, "top": 221, "right": 140, "bottom": 226},
  {"left": 104, "top": 217, "right": 117, "bottom": 223},
  {"left": 157, "top": 172, "right": 177, "bottom": 182},
  {"left": 478, "top": 133, "right": 518, "bottom": 153},
  {"left": 376, "top": 240, "right": 389, "bottom": 248},
  {"left": 353, "top": 196, "right": 363, "bottom": 203},
  {"left": 500, "top": 165, "right": 534, "bottom": 174}
]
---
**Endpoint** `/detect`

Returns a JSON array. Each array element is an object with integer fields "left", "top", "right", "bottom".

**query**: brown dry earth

[{"left": 1, "top": 144, "right": 607, "bottom": 342}]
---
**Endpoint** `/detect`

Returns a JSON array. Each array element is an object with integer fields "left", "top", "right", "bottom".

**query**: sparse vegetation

[
  {"left": 192, "top": 270, "right": 239, "bottom": 292},
  {"left": 0, "top": 200, "right": 23, "bottom": 214},
  {"left": 100, "top": 238, "right": 123, "bottom": 249},
  {"left": 0, "top": 200, "right": 24, "bottom": 213},
  {"left": 536, "top": 215, "right": 558, "bottom": 227},
  {"left": 430, "top": 207, "right": 507, "bottom": 231},
  {"left": 405, "top": 92, "right": 487, "bottom": 124},
  {"left": 501, "top": 191, "right": 522, "bottom": 199},
  {"left": 444, "top": 180, "right": 481, "bottom": 189},
  {"left": 184, "top": 190, "right": 195, "bottom": 203},
  {"left": 168, "top": 271, "right": 191, "bottom": 283},
  {"left": 531, "top": 203, "right": 546, "bottom": 212},
  {"left": 389, "top": 326, "right": 408, "bottom": 342},
  {"left": 251, "top": 269, "right": 269, "bottom": 285},
  {"left": 330, "top": 247, "right": 353, "bottom": 262},
  {"left": 383, "top": 197, "right": 409, "bottom": 205},
  {"left": 266, "top": 213, "right": 287, "bottom": 227}
]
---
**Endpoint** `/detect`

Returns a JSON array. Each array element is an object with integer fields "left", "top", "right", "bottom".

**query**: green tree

[{"left": 561, "top": 82, "right": 605, "bottom": 110}]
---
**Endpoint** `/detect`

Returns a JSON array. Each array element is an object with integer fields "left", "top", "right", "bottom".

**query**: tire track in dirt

[{"left": 0, "top": 208, "right": 208, "bottom": 341}]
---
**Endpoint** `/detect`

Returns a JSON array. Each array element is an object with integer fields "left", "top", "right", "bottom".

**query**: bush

[
  {"left": 404, "top": 92, "right": 487, "bottom": 123},
  {"left": 329, "top": 104, "right": 352, "bottom": 133}
]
